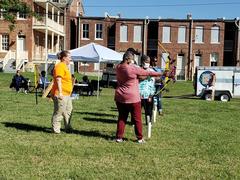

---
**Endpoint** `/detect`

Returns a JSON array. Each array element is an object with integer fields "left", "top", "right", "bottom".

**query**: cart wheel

[
  {"left": 219, "top": 94, "right": 230, "bottom": 102},
  {"left": 204, "top": 93, "right": 212, "bottom": 101}
]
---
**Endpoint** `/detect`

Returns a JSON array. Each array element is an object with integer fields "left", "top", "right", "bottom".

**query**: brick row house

[
  {"left": 0, "top": 0, "right": 83, "bottom": 72},
  {"left": 78, "top": 15, "right": 239, "bottom": 80}
]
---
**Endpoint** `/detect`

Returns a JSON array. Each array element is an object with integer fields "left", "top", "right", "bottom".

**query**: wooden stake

[{"left": 42, "top": 81, "right": 53, "bottom": 98}]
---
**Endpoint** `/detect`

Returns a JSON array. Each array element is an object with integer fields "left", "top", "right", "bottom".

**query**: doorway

[
  {"left": 176, "top": 54, "right": 185, "bottom": 80},
  {"left": 17, "top": 35, "right": 26, "bottom": 51}
]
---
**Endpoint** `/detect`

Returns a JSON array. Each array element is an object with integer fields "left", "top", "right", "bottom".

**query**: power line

[
  {"left": 0, "top": 10, "right": 238, "bottom": 32},
  {"left": 83, "top": 2, "right": 240, "bottom": 8}
]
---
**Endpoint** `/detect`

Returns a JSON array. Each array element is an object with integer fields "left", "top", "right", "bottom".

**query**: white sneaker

[
  {"left": 24, "top": 90, "right": 27, "bottom": 94},
  {"left": 137, "top": 139, "right": 146, "bottom": 144},
  {"left": 116, "top": 138, "right": 124, "bottom": 143}
]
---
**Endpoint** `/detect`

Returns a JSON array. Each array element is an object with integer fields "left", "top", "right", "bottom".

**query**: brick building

[
  {"left": 0, "top": 0, "right": 83, "bottom": 72},
  {"left": 78, "top": 15, "right": 239, "bottom": 80}
]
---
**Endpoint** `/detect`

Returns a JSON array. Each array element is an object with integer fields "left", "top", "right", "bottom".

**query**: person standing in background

[
  {"left": 139, "top": 55, "right": 156, "bottom": 125},
  {"left": 51, "top": 50, "right": 73, "bottom": 134},
  {"left": 151, "top": 57, "right": 164, "bottom": 115}
]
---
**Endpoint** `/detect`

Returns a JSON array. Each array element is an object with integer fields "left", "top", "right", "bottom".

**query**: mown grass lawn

[{"left": 0, "top": 72, "right": 240, "bottom": 179}]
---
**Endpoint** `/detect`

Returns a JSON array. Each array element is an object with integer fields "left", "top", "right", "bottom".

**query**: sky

[{"left": 82, "top": 0, "right": 240, "bottom": 20}]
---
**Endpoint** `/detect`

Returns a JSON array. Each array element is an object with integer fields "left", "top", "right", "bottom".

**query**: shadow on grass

[
  {"left": 163, "top": 94, "right": 201, "bottom": 100},
  {"left": 83, "top": 117, "right": 117, "bottom": 124},
  {"left": 82, "top": 117, "right": 132, "bottom": 125},
  {"left": 75, "top": 111, "right": 117, "bottom": 117},
  {"left": 71, "top": 129, "right": 114, "bottom": 140},
  {"left": 110, "top": 106, "right": 118, "bottom": 112},
  {"left": 2, "top": 122, "right": 51, "bottom": 133},
  {"left": 1, "top": 122, "right": 115, "bottom": 140}
]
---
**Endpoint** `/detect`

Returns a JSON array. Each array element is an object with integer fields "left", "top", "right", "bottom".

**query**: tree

[{"left": 0, "top": 0, "right": 39, "bottom": 31}]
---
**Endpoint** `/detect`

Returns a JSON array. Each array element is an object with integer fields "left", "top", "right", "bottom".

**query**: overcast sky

[{"left": 82, "top": 0, "right": 240, "bottom": 20}]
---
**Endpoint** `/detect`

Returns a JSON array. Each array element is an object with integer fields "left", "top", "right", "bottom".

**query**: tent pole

[
  {"left": 97, "top": 63, "right": 100, "bottom": 99},
  {"left": 44, "top": 59, "right": 49, "bottom": 92}
]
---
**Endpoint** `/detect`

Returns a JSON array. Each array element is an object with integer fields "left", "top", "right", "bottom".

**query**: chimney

[{"left": 187, "top": 13, "right": 192, "bottom": 20}]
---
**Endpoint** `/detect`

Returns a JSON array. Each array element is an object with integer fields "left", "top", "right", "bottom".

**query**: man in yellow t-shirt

[{"left": 51, "top": 50, "right": 73, "bottom": 134}]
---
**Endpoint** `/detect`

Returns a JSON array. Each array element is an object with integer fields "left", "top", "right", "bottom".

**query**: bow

[{"left": 154, "top": 41, "right": 176, "bottom": 96}]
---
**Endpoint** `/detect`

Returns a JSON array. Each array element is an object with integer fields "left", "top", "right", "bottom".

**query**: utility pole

[
  {"left": 235, "top": 17, "right": 240, "bottom": 66},
  {"left": 187, "top": 13, "right": 193, "bottom": 80},
  {"left": 142, "top": 16, "right": 149, "bottom": 55}
]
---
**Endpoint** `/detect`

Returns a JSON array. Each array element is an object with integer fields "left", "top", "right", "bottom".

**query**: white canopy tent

[{"left": 48, "top": 43, "right": 123, "bottom": 98}]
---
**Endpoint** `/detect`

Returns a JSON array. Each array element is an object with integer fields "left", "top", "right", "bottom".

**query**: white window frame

[
  {"left": 120, "top": 25, "right": 128, "bottom": 42},
  {"left": 133, "top": 25, "right": 142, "bottom": 43},
  {"left": 80, "top": 62, "right": 89, "bottom": 66},
  {"left": 0, "top": 9, "right": 4, "bottom": 19},
  {"left": 82, "top": 24, "right": 89, "bottom": 39},
  {"left": 195, "top": 26, "right": 204, "bottom": 43},
  {"left": 1, "top": 34, "right": 9, "bottom": 51},
  {"left": 17, "top": 12, "right": 27, "bottom": 20},
  {"left": 161, "top": 52, "right": 169, "bottom": 69},
  {"left": 162, "top": 26, "right": 171, "bottom": 43},
  {"left": 95, "top": 23, "right": 103, "bottom": 40},
  {"left": 178, "top": 26, "right": 186, "bottom": 43},
  {"left": 211, "top": 26, "right": 220, "bottom": 43}
]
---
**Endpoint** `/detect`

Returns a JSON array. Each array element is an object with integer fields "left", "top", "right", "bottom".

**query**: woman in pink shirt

[{"left": 115, "top": 51, "right": 164, "bottom": 143}]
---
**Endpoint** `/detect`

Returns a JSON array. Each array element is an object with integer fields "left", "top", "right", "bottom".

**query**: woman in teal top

[{"left": 139, "top": 55, "right": 156, "bottom": 125}]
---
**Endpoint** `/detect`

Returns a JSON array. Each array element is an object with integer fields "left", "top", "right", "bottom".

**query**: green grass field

[{"left": 0, "top": 72, "right": 240, "bottom": 179}]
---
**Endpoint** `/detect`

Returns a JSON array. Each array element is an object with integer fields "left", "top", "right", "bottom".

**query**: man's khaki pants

[{"left": 51, "top": 96, "right": 73, "bottom": 133}]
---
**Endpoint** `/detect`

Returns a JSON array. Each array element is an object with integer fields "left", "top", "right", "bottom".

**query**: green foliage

[
  {"left": 0, "top": 72, "right": 240, "bottom": 179},
  {"left": 0, "top": 0, "right": 36, "bottom": 31}
]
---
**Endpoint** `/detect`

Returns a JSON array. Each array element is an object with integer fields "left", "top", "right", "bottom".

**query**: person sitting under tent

[
  {"left": 71, "top": 74, "right": 79, "bottom": 94},
  {"left": 10, "top": 70, "right": 29, "bottom": 94},
  {"left": 81, "top": 75, "right": 94, "bottom": 96}
]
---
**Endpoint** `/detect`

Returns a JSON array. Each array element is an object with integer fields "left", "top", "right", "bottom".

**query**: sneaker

[
  {"left": 24, "top": 90, "right": 28, "bottom": 94},
  {"left": 52, "top": 130, "right": 60, "bottom": 134},
  {"left": 116, "top": 138, "right": 124, "bottom": 143},
  {"left": 137, "top": 139, "right": 146, "bottom": 144},
  {"left": 158, "top": 110, "right": 163, "bottom": 116}
]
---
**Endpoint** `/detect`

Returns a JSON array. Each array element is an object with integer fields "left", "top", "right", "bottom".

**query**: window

[
  {"left": 120, "top": 25, "right": 128, "bottom": 42},
  {"left": 95, "top": 23, "right": 103, "bottom": 39},
  {"left": 48, "top": 11, "right": 52, "bottom": 19},
  {"left": 18, "top": 12, "right": 27, "bottom": 19},
  {"left": 133, "top": 25, "right": 142, "bottom": 42},
  {"left": 0, "top": 9, "right": 3, "bottom": 19},
  {"left": 195, "top": 26, "right": 204, "bottom": 43},
  {"left": 2, "top": 34, "right": 9, "bottom": 51},
  {"left": 54, "top": 13, "right": 58, "bottom": 22},
  {"left": 178, "top": 26, "right": 186, "bottom": 43},
  {"left": 82, "top": 24, "right": 89, "bottom": 39},
  {"left": 0, "top": 9, "right": 5, "bottom": 19},
  {"left": 210, "top": 52, "right": 219, "bottom": 66},
  {"left": 162, "top": 26, "right": 171, "bottom": 43},
  {"left": 161, "top": 53, "right": 169, "bottom": 69},
  {"left": 211, "top": 26, "right": 220, "bottom": 43}
]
